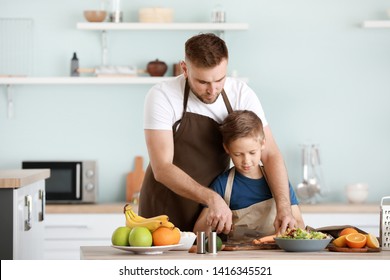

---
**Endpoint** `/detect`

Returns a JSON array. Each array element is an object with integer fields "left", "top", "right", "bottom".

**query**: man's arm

[
  {"left": 261, "top": 126, "right": 297, "bottom": 234},
  {"left": 145, "top": 129, "right": 232, "bottom": 234}
]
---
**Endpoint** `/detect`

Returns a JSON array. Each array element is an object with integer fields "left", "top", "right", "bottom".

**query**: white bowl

[
  {"left": 345, "top": 183, "right": 369, "bottom": 204},
  {"left": 176, "top": 232, "right": 196, "bottom": 251}
]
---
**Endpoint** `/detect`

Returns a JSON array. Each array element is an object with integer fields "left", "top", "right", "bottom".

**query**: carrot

[{"left": 252, "top": 234, "right": 277, "bottom": 245}]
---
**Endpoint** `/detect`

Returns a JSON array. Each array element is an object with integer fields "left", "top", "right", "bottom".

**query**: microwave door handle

[{"left": 76, "top": 163, "right": 81, "bottom": 199}]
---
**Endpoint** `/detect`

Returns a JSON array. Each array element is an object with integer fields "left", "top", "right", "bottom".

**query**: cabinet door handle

[
  {"left": 24, "top": 195, "right": 32, "bottom": 231},
  {"left": 39, "top": 189, "right": 45, "bottom": 222}
]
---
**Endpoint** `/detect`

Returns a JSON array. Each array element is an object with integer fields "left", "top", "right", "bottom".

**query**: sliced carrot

[{"left": 252, "top": 234, "right": 276, "bottom": 244}]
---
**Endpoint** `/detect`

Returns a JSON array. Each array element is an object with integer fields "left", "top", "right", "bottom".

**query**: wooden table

[{"left": 80, "top": 246, "right": 390, "bottom": 260}]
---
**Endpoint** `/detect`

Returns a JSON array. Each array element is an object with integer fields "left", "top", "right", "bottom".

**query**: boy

[{"left": 194, "top": 110, "right": 304, "bottom": 238}]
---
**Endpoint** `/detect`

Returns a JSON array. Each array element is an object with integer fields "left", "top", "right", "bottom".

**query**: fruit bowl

[
  {"left": 274, "top": 237, "right": 332, "bottom": 252},
  {"left": 175, "top": 232, "right": 196, "bottom": 251},
  {"left": 84, "top": 10, "right": 107, "bottom": 22}
]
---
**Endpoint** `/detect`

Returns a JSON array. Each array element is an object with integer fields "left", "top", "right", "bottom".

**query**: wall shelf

[
  {"left": 1, "top": 22, "right": 249, "bottom": 119},
  {"left": 0, "top": 76, "right": 248, "bottom": 119},
  {"left": 0, "top": 76, "right": 173, "bottom": 85},
  {"left": 76, "top": 22, "right": 249, "bottom": 31},
  {"left": 362, "top": 20, "right": 390, "bottom": 28},
  {"left": 0, "top": 76, "right": 248, "bottom": 85},
  {"left": 77, "top": 22, "right": 249, "bottom": 68}
]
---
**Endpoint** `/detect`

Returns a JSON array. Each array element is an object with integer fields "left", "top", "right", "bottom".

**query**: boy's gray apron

[{"left": 225, "top": 167, "right": 277, "bottom": 241}]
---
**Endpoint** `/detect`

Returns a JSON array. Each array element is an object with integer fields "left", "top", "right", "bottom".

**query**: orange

[
  {"left": 152, "top": 226, "right": 181, "bottom": 246},
  {"left": 332, "top": 235, "right": 347, "bottom": 247},
  {"left": 345, "top": 233, "right": 367, "bottom": 248},
  {"left": 339, "top": 227, "right": 358, "bottom": 236},
  {"left": 366, "top": 233, "right": 379, "bottom": 249}
]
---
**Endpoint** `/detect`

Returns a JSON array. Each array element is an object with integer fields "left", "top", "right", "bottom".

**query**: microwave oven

[{"left": 22, "top": 160, "right": 98, "bottom": 204}]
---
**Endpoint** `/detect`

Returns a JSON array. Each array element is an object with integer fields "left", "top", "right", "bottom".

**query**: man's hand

[
  {"left": 274, "top": 209, "right": 297, "bottom": 235},
  {"left": 206, "top": 193, "right": 232, "bottom": 234}
]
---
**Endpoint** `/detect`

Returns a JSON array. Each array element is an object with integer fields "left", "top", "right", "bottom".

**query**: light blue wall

[{"left": 1, "top": 0, "right": 390, "bottom": 203}]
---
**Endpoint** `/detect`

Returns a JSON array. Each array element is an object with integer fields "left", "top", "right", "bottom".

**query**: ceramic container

[
  {"left": 84, "top": 10, "right": 107, "bottom": 22},
  {"left": 147, "top": 59, "right": 168, "bottom": 76},
  {"left": 345, "top": 183, "right": 369, "bottom": 204}
]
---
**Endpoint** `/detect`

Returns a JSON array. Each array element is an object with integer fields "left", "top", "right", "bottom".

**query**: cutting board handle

[
  {"left": 134, "top": 156, "right": 143, "bottom": 171},
  {"left": 126, "top": 156, "right": 145, "bottom": 203}
]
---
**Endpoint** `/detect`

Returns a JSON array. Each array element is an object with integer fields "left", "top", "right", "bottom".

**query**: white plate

[{"left": 111, "top": 244, "right": 182, "bottom": 255}]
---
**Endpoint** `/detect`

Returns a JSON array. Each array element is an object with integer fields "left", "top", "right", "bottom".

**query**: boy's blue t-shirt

[{"left": 210, "top": 167, "right": 299, "bottom": 210}]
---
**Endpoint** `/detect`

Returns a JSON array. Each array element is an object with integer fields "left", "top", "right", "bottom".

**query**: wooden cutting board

[
  {"left": 328, "top": 245, "right": 381, "bottom": 253},
  {"left": 188, "top": 243, "right": 278, "bottom": 253},
  {"left": 126, "top": 156, "right": 145, "bottom": 202},
  {"left": 223, "top": 242, "right": 279, "bottom": 251}
]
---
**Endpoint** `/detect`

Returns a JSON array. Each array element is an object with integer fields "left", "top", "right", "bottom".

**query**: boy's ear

[{"left": 261, "top": 138, "right": 266, "bottom": 150}]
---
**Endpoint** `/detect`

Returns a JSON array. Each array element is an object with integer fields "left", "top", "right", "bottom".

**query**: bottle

[
  {"left": 109, "top": 0, "right": 123, "bottom": 23},
  {"left": 70, "top": 52, "right": 79, "bottom": 77},
  {"left": 211, "top": 4, "right": 226, "bottom": 23}
]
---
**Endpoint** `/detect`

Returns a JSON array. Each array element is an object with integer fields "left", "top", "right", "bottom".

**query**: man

[{"left": 139, "top": 33, "right": 296, "bottom": 234}]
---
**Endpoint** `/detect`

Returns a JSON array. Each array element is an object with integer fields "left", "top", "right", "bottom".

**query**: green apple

[
  {"left": 111, "top": 226, "right": 131, "bottom": 246},
  {"left": 129, "top": 227, "right": 153, "bottom": 247}
]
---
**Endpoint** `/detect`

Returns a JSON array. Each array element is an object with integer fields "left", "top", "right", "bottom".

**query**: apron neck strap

[
  {"left": 224, "top": 167, "right": 235, "bottom": 205},
  {"left": 182, "top": 79, "right": 233, "bottom": 115}
]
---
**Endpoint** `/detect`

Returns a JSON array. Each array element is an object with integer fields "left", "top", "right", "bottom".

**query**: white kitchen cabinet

[
  {"left": 44, "top": 213, "right": 124, "bottom": 259},
  {"left": 0, "top": 169, "right": 49, "bottom": 260}
]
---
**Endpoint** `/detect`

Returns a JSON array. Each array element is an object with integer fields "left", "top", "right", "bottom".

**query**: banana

[
  {"left": 127, "top": 209, "right": 145, "bottom": 222},
  {"left": 126, "top": 215, "right": 163, "bottom": 232},
  {"left": 161, "top": 221, "right": 175, "bottom": 229},
  {"left": 124, "top": 203, "right": 172, "bottom": 232},
  {"left": 124, "top": 204, "right": 169, "bottom": 223}
]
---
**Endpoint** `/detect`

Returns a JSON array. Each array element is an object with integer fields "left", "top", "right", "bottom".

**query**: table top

[
  {"left": 0, "top": 169, "right": 50, "bottom": 188},
  {"left": 80, "top": 246, "right": 390, "bottom": 260}
]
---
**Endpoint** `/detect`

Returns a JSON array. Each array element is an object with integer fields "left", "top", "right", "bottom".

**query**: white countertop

[
  {"left": 44, "top": 202, "right": 379, "bottom": 214},
  {"left": 80, "top": 246, "right": 389, "bottom": 260}
]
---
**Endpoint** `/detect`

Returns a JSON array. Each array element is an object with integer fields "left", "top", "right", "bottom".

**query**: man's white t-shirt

[{"left": 144, "top": 75, "right": 268, "bottom": 130}]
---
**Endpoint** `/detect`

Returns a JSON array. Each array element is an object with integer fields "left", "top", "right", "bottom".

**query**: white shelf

[
  {"left": 362, "top": 20, "right": 390, "bottom": 28},
  {"left": 0, "top": 76, "right": 248, "bottom": 86},
  {"left": 76, "top": 22, "right": 249, "bottom": 31},
  {"left": 0, "top": 76, "right": 173, "bottom": 85}
]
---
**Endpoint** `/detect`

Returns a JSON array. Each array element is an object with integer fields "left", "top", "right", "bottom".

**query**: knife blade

[{"left": 225, "top": 225, "right": 263, "bottom": 244}]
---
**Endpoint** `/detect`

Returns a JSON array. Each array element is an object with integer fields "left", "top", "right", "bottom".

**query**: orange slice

[
  {"left": 339, "top": 227, "right": 358, "bottom": 236},
  {"left": 366, "top": 233, "right": 379, "bottom": 249},
  {"left": 332, "top": 235, "right": 347, "bottom": 247},
  {"left": 345, "top": 233, "right": 367, "bottom": 248}
]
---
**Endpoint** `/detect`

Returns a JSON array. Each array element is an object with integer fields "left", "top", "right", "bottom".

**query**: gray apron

[
  {"left": 139, "top": 80, "right": 233, "bottom": 231},
  {"left": 225, "top": 167, "right": 277, "bottom": 240}
]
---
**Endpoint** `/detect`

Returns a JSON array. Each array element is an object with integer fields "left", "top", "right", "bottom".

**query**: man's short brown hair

[{"left": 185, "top": 33, "right": 229, "bottom": 68}]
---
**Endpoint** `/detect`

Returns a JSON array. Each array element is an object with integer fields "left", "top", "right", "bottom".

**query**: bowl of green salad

[{"left": 274, "top": 228, "right": 331, "bottom": 252}]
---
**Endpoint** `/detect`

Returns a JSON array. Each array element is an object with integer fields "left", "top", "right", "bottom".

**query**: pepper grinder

[
  {"left": 211, "top": 4, "right": 226, "bottom": 23},
  {"left": 109, "top": 0, "right": 123, "bottom": 23}
]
